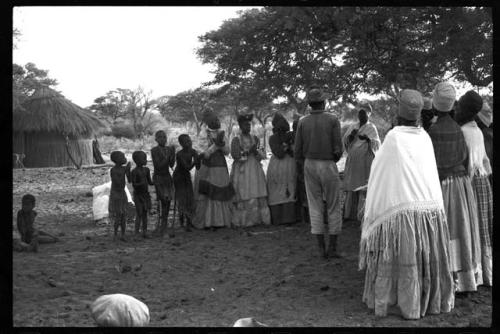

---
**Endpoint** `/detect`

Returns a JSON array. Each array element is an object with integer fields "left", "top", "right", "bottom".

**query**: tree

[
  {"left": 157, "top": 88, "right": 213, "bottom": 135},
  {"left": 13, "top": 62, "right": 59, "bottom": 112},
  {"left": 197, "top": 7, "right": 492, "bottom": 112},
  {"left": 88, "top": 87, "right": 159, "bottom": 139},
  {"left": 197, "top": 7, "right": 349, "bottom": 114}
]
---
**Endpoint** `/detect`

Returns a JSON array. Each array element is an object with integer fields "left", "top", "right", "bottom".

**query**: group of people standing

[{"left": 354, "top": 83, "right": 492, "bottom": 320}]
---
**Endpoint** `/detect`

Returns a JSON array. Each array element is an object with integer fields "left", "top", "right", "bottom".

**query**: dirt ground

[{"left": 12, "top": 163, "right": 492, "bottom": 327}]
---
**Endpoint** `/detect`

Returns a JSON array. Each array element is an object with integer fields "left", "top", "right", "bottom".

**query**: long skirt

[
  {"left": 267, "top": 155, "right": 296, "bottom": 225},
  {"left": 193, "top": 164, "right": 233, "bottom": 228},
  {"left": 343, "top": 143, "right": 374, "bottom": 191},
  {"left": 472, "top": 174, "right": 493, "bottom": 286},
  {"left": 441, "top": 175, "right": 482, "bottom": 292},
  {"left": 231, "top": 155, "right": 270, "bottom": 227},
  {"left": 343, "top": 144, "right": 373, "bottom": 221},
  {"left": 343, "top": 191, "right": 366, "bottom": 221},
  {"left": 359, "top": 209, "right": 454, "bottom": 320}
]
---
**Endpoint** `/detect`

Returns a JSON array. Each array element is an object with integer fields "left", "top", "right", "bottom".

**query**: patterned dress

[
  {"left": 193, "top": 131, "right": 234, "bottom": 228},
  {"left": 230, "top": 133, "right": 271, "bottom": 227}
]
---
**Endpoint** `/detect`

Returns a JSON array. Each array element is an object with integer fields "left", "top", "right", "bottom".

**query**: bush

[{"left": 111, "top": 121, "right": 136, "bottom": 139}]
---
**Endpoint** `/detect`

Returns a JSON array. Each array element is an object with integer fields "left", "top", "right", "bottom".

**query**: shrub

[{"left": 111, "top": 121, "right": 136, "bottom": 139}]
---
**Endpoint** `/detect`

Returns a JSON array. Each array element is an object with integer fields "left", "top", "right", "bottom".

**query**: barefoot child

[
  {"left": 130, "top": 151, "right": 153, "bottom": 238},
  {"left": 173, "top": 134, "right": 200, "bottom": 232},
  {"left": 109, "top": 151, "right": 131, "bottom": 241},
  {"left": 16, "top": 194, "right": 59, "bottom": 252},
  {"left": 151, "top": 130, "right": 176, "bottom": 238}
]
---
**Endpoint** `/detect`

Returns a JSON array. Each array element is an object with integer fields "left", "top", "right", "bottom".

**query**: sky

[
  {"left": 13, "top": 6, "right": 259, "bottom": 108},
  {"left": 13, "top": 6, "right": 492, "bottom": 109}
]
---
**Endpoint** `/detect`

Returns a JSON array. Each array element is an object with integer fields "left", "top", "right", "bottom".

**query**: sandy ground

[{"left": 12, "top": 161, "right": 492, "bottom": 327}]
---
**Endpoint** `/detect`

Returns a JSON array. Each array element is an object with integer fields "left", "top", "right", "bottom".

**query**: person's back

[{"left": 295, "top": 111, "right": 342, "bottom": 162}]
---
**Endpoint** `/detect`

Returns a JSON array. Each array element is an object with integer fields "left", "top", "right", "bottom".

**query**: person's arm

[
  {"left": 192, "top": 149, "right": 201, "bottom": 169},
  {"left": 231, "top": 137, "right": 242, "bottom": 160},
  {"left": 269, "top": 134, "right": 286, "bottom": 159},
  {"left": 146, "top": 167, "right": 154, "bottom": 186},
  {"left": 332, "top": 118, "right": 343, "bottom": 162},
  {"left": 294, "top": 120, "right": 304, "bottom": 161},
  {"left": 125, "top": 162, "right": 131, "bottom": 183},
  {"left": 168, "top": 146, "right": 176, "bottom": 168}
]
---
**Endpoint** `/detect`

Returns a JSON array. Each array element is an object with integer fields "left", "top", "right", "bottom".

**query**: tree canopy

[
  {"left": 197, "top": 7, "right": 492, "bottom": 113},
  {"left": 13, "top": 62, "right": 59, "bottom": 112}
]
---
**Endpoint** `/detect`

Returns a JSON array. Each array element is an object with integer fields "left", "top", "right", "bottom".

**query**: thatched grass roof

[{"left": 13, "top": 86, "right": 105, "bottom": 137}]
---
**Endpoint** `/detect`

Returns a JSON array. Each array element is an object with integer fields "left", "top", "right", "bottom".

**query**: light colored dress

[
  {"left": 230, "top": 133, "right": 271, "bottom": 227},
  {"left": 461, "top": 120, "right": 493, "bottom": 287},
  {"left": 342, "top": 121, "right": 380, "bottom": 220},
  {"left": 193, "top": 132, "right": 234, "bottom": 228}
]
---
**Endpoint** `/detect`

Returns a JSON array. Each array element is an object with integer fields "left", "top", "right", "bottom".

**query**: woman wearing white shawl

[
  {"left": 342, "top": 104, "right": 381, "bottom": 221},
  {"left": 359, "top": 89, "right": 454, "bottom": 320},
  {"left": 456, "top": 90, "right": 493, "bottom": 287}
]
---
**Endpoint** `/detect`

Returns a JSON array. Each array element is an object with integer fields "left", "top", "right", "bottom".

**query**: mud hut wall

[
  {"left": 13, "top": 132, "right": 25, "bottom": 155},
  {"left": 23, "top": 132, "right": 93, "bottom": 167}
]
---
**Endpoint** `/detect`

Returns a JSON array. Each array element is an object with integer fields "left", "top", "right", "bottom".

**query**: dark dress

[
  {"left": 17, "top": 210, "right": 36, "bottom": 244},
  {"left": 151, "top": 145, "right": 175, "bottom": 202},
  {"left": 173, "top": 149, "right": 200, "bottom": 219},
  {"left": 130, "top": 166, "right": 153, "bottom": 214},
  {"left": 109, "top": 166, "right": 129, "bottom": 219},
  {"left": 267, "top": 132, "right": 296, "bottom": 225}
]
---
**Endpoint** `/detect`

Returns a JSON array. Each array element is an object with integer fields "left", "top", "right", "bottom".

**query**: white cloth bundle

[
  {"left": 233, "top": 317, "right": 267, "bottom": 327},
  {"left": 92, "top": 168, "right": 133, "bottom": 221},
  {"left": 91, "top": 294, "right": 150, "bottom": 327}
]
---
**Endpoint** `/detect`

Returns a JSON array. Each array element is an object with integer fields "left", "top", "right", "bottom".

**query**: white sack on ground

[
  {"left": 92, "top": 181, "right": 133, "bottom": 221},
  {"left": 91, "top": 293, "right": 149, "bottom": 327}
]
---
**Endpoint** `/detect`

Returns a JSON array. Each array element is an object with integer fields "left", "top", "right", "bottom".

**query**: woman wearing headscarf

[
  {"left": 359, "top": 89, "right": 454, "bottom": 320},
  {"left": 342, "top": 104, "right": 381, "bottom": 221},
  {"left": 427, "top": 82, "right": 482, "bottom": 294},
  {"left": 267, "top": 113, "right": 296, "bottom": 225},
  {"left": 456, "top": 91, "right": 492, "bottom": 287},
  {"left": 192, "top": 108, "right": 234, "bottom": 230},
  {"left": 230, "top": 113, "right": 271, "bottom": 227},
  {"left": 474, "top": 102, "right": 493, "bottom": 186},
  {"left": 420, "top": 97, "right": 435, "bottom": 132}
]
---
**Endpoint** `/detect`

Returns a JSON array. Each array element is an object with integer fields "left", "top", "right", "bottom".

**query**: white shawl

[
  {"left": 461, "top": 121, "right": 492, "bottom": 177},
  {"left": 361, "top": 126, "right": 444, "bottom": 242}
]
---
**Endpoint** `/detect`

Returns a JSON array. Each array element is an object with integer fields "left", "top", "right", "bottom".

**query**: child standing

[
  {"left": 109, "top": 151, "right": 131, "bottom": 241},
  {"left": 173, "top": 134, "right": 200, "bottom": 232},
  {"left": 151, "top": 130, "right": 176, "bottom": 238},
  {"left": 16, "top": 194, "right": 59, "bottom": 252},
  {"left": 130, "top": 151, "right": 153, "bottom": 238}
]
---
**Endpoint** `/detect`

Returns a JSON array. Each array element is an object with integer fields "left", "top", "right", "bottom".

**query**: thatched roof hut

[{"left": 13, "top": 87, "right": 105, "bottom": 168}]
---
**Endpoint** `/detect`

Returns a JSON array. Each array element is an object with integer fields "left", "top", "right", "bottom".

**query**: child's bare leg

[
  {"left": 113, "top": 217, "right": 119, "bottom": 240},
  {"left": 120, "top": 215, "right": 126, "bottom": 240},
  {"left": 134, "top": 210, "right": 141, "bottom": 235},
  {"left": 142, "top": 212, "right": 148, "bottom": 238},
  {"left": 159, "top": 200, "right": 169, "bottom": 237},
  {"left": 37, "top": 230, "right": 59, "bottom": 243}
]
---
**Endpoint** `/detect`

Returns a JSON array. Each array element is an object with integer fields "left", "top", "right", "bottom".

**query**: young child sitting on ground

[
  {"left": 109, "top": 151, "right": 131, "bottom": 241},
  {"left": 173, "top": 134, "right": 200, "bottom": 232},
  {"left": 15, "top": 194, "right": 59, "bottom": 252},
  {"left": 130, "top": 150, "right": 153, "bottom": 239}
]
